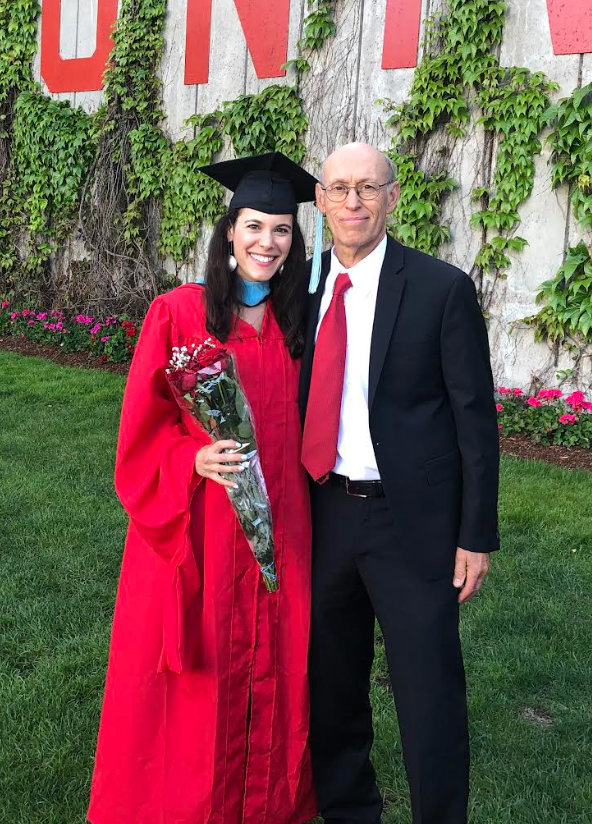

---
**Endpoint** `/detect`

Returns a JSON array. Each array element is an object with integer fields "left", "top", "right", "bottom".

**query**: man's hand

[{"left": 453, "top": 548, "right": 490, "bottom": 603}]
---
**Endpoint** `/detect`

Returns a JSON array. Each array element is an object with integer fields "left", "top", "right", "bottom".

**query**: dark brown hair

[{"left": 204, "top": 208, "right": 307, "bottom": 358}]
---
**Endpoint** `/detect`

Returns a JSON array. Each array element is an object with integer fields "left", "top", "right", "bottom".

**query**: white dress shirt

[{"left": 315, "top": 235, "right": 387, "bottom": 480}]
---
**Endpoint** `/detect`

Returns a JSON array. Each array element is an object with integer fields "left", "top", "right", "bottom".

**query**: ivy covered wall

[{"left": 1, "top": 0, "right": 592, "bottom": 391}]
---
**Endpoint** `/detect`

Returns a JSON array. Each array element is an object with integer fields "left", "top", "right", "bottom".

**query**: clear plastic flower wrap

[{"left": 166, "top": 340, "right": 277, "bottom": 592}]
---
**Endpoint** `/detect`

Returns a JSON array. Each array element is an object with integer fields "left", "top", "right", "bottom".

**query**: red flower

[
  {"left": 497, "top": 386, "right": 511, "bottom": 394},
  {"left": 121, "top": 320, "right": 131, "bottom": 328},
  {"left": 496, "top": 403, "right": 503, "bottom": 412},
  {"left": 196, "top": 345, "right": 229, "bottom": 371},
  {"left": 125, "top": 326, "right": 137, "bottom": 337},
  {"left": 558, "top": 413, "right": 577, "bottom": 425},
  {"left": 179, "top": 370, "right": 198, "bottom": 392},
  {"left": 498, "top": 423, "right": 504, "bottom": 430},
  {"left": 512, "top": 388, "right": 523, "bottom": 396},
  {"left": 527, "top": 397, "right": 542, "bottom": 408}
]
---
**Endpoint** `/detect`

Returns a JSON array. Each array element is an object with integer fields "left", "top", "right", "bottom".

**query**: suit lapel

[
  {"left": 299, "top": 250, "right": 332, "bottom": 422},
  {"left": 368, "top": 238, "right": 406, "bottom": 410}
]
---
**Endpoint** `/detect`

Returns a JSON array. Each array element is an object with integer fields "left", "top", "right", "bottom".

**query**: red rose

[
  {"left": 196, "top": 345, "right": 229, "bottom": 370},
  {"left": 179, "top": 370, "right": 198, "bottom": 392}
]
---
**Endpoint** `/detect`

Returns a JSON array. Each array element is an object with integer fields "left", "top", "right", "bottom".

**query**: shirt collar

[{"left": 329, "top": 235, "right": 387, "bottom": 297}]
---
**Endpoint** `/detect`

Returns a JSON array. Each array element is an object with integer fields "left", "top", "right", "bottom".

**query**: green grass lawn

[{"left": 1, "top": 349, "right": 591, "bottom": 824}]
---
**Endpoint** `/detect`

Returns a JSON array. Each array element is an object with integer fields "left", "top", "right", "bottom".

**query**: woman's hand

[{"left": 194, "top": 440, "right": 247, "bottom": 489}]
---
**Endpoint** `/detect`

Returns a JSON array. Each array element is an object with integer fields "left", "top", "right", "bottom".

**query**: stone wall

[{"left": 34, "top": 0, "right": 592, "bottom": 390}]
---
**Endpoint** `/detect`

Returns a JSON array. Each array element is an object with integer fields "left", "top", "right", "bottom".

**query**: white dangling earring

[
  {"left": 278, "top": 263, "right": 285, "bottom": 275},
  {"left": 228, "top": 241, "right": 237, "bottom": 272}
]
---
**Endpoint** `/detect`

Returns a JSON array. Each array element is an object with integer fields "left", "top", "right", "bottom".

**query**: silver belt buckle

[{"left": 345, "top": 476, "right": 369, "bottom": 498}]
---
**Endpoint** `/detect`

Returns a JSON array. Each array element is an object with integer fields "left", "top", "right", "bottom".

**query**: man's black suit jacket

[{"left": 299, "top": 237, "right": 500, "bottom": 579}]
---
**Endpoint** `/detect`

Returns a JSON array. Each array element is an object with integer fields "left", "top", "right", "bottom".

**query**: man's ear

[
  {"left": 315, "top": 182, "right": 326, "bottom": 215},
  {"left": 386, "top": 182, "right": 400, "bottom": 215}
]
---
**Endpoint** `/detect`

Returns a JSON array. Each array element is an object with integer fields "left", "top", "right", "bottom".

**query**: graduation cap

[
  {"left": 199, "top": 152, "right": 317, "bottom": 215},
  {"left": 199, "top": 152, "right": 324, "bottom": 293}
]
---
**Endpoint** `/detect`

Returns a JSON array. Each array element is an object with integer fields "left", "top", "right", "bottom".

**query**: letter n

[
  {"left": 382, "top": 0, "right": 422, "bottom": 69},
  {"left": 185, "top": 0, "right": 291, "bottom": 85},
  {"left": 41, "top": 0, "right": 119, "bottom": 93},
  {"left": 546, "top": 0, "right": 592, "bottom": 55}
]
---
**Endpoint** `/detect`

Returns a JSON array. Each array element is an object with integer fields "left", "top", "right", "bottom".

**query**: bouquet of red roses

[{"left": 166, "top": 339, "right": 277, "bottom": 592}]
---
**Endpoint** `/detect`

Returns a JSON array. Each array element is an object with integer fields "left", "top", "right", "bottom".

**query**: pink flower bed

[
  {"left": 0, "top": 302, "right": 140, "bottom": 363},
  {"left": 496, "top": 386, "right": 592, "bottom": 449}
]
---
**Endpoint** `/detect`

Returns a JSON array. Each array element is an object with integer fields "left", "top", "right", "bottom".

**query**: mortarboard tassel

[{"left": 309, "top": 208, "right": 324, "bottom": 294}]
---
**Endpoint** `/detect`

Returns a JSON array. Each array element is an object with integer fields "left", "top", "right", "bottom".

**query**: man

[{"left": 299, "top": 143, "right": 500, "bottom": 824}]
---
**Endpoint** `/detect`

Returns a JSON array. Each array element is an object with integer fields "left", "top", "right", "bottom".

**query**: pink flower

[
  {"left": 558, "top": 413, "right": 577, "bottom": 425},
  {"left": 101, "top": 336, "right": 110, "bottom": 343},
  {"left": 512, "top": 388, "right": 523, "bottom": 396},
  {"left": 538, "top": 388, "right": 563, "bottom": 399},
  {"left": 22, "top": 309, "right": 31, "bottom": 317},
  {"left": 56, "top": 322, "right": 63, "bottom": 331},
  {"left": 527, "top": 397, "right": 542, "bottom": 408},
  {"left": 76, "top": 314, "right": 86, "bottom": 323},
  {"left": 90, "top": 323, "right": 102, "bottom": 335},
  {"left": 27, "top": 320, "right": 35, "bottom": 326},
  {"left": 581, "top": 401, "right": 592, "bottom": 412},
  {"left": 48, "top": 323, "right": 56, "bottom": 331},
  {"left": 10, "top": 312, "right": 19, "bottom": 319},
  {"left": 566, "top": 391, "right": 585, "bottom": 409},
  {"left": 37, "top": 312, "right": 47, "bottom": 320},
  {"left": 498, "top": 423, "right": 504, "bottom": 430},
  {"left": 1, "top": 300, "right": 9, "bottom": 309},
  {"left": 497, "top": 386, "right": 512, "bottom": 394},
  {"left": 43, "top": 322, "right": 49, "bottom": 329},
  {"left": 51, "top": 310, "right": 60, "bottom": 317},
  {"left": 496, "top": 403, "right": 503, "bottom": 412}
]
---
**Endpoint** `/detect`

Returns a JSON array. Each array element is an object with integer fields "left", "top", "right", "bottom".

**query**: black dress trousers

[{"left": 308, "top": 480, "right": 469, "bottom": 824}]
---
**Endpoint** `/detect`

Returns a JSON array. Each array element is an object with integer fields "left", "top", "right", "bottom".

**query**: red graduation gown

[{"left": 88, "top": 285, "right": 316, "bottom": 824}]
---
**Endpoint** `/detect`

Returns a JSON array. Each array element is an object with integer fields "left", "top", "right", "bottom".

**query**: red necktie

[{"left": 302, "top": 272, "right": 352, "bottom": 481}]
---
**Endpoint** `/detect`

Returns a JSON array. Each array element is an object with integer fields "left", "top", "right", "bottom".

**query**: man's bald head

[{"left": 321, "top": 143, "right": 395, "bottom": 186}]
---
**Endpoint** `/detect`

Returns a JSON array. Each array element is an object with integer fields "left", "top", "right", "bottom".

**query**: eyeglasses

[{"left": 320, "top": 181, "right": 392, "bottom": 202}]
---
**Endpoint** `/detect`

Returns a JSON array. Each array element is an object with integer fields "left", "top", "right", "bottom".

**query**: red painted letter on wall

[
  {"left": 546, "top": 0, "right": 592, "bottom": 55},
  {"left": 185, "top": 0, "right": 290, "bottom": 85},
  {"left": 382, "top": 0, "right": 422, "bottom": 69},
  {"left": 41, "top": 0, "right": 118, "bottom": 93}
]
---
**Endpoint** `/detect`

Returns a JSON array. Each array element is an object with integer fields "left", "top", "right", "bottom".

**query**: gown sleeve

[{"left": 114, "top": 295, "right": 211, "bottom": 673}]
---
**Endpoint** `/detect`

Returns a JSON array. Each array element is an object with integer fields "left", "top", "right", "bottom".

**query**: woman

[{"left": 88, "top": 153, "right": 319, "bottom": 824}]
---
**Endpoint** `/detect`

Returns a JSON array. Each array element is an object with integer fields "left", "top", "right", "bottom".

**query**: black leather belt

[{"left": 328, "top": 472, "right": 385, "bottom": 498}]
